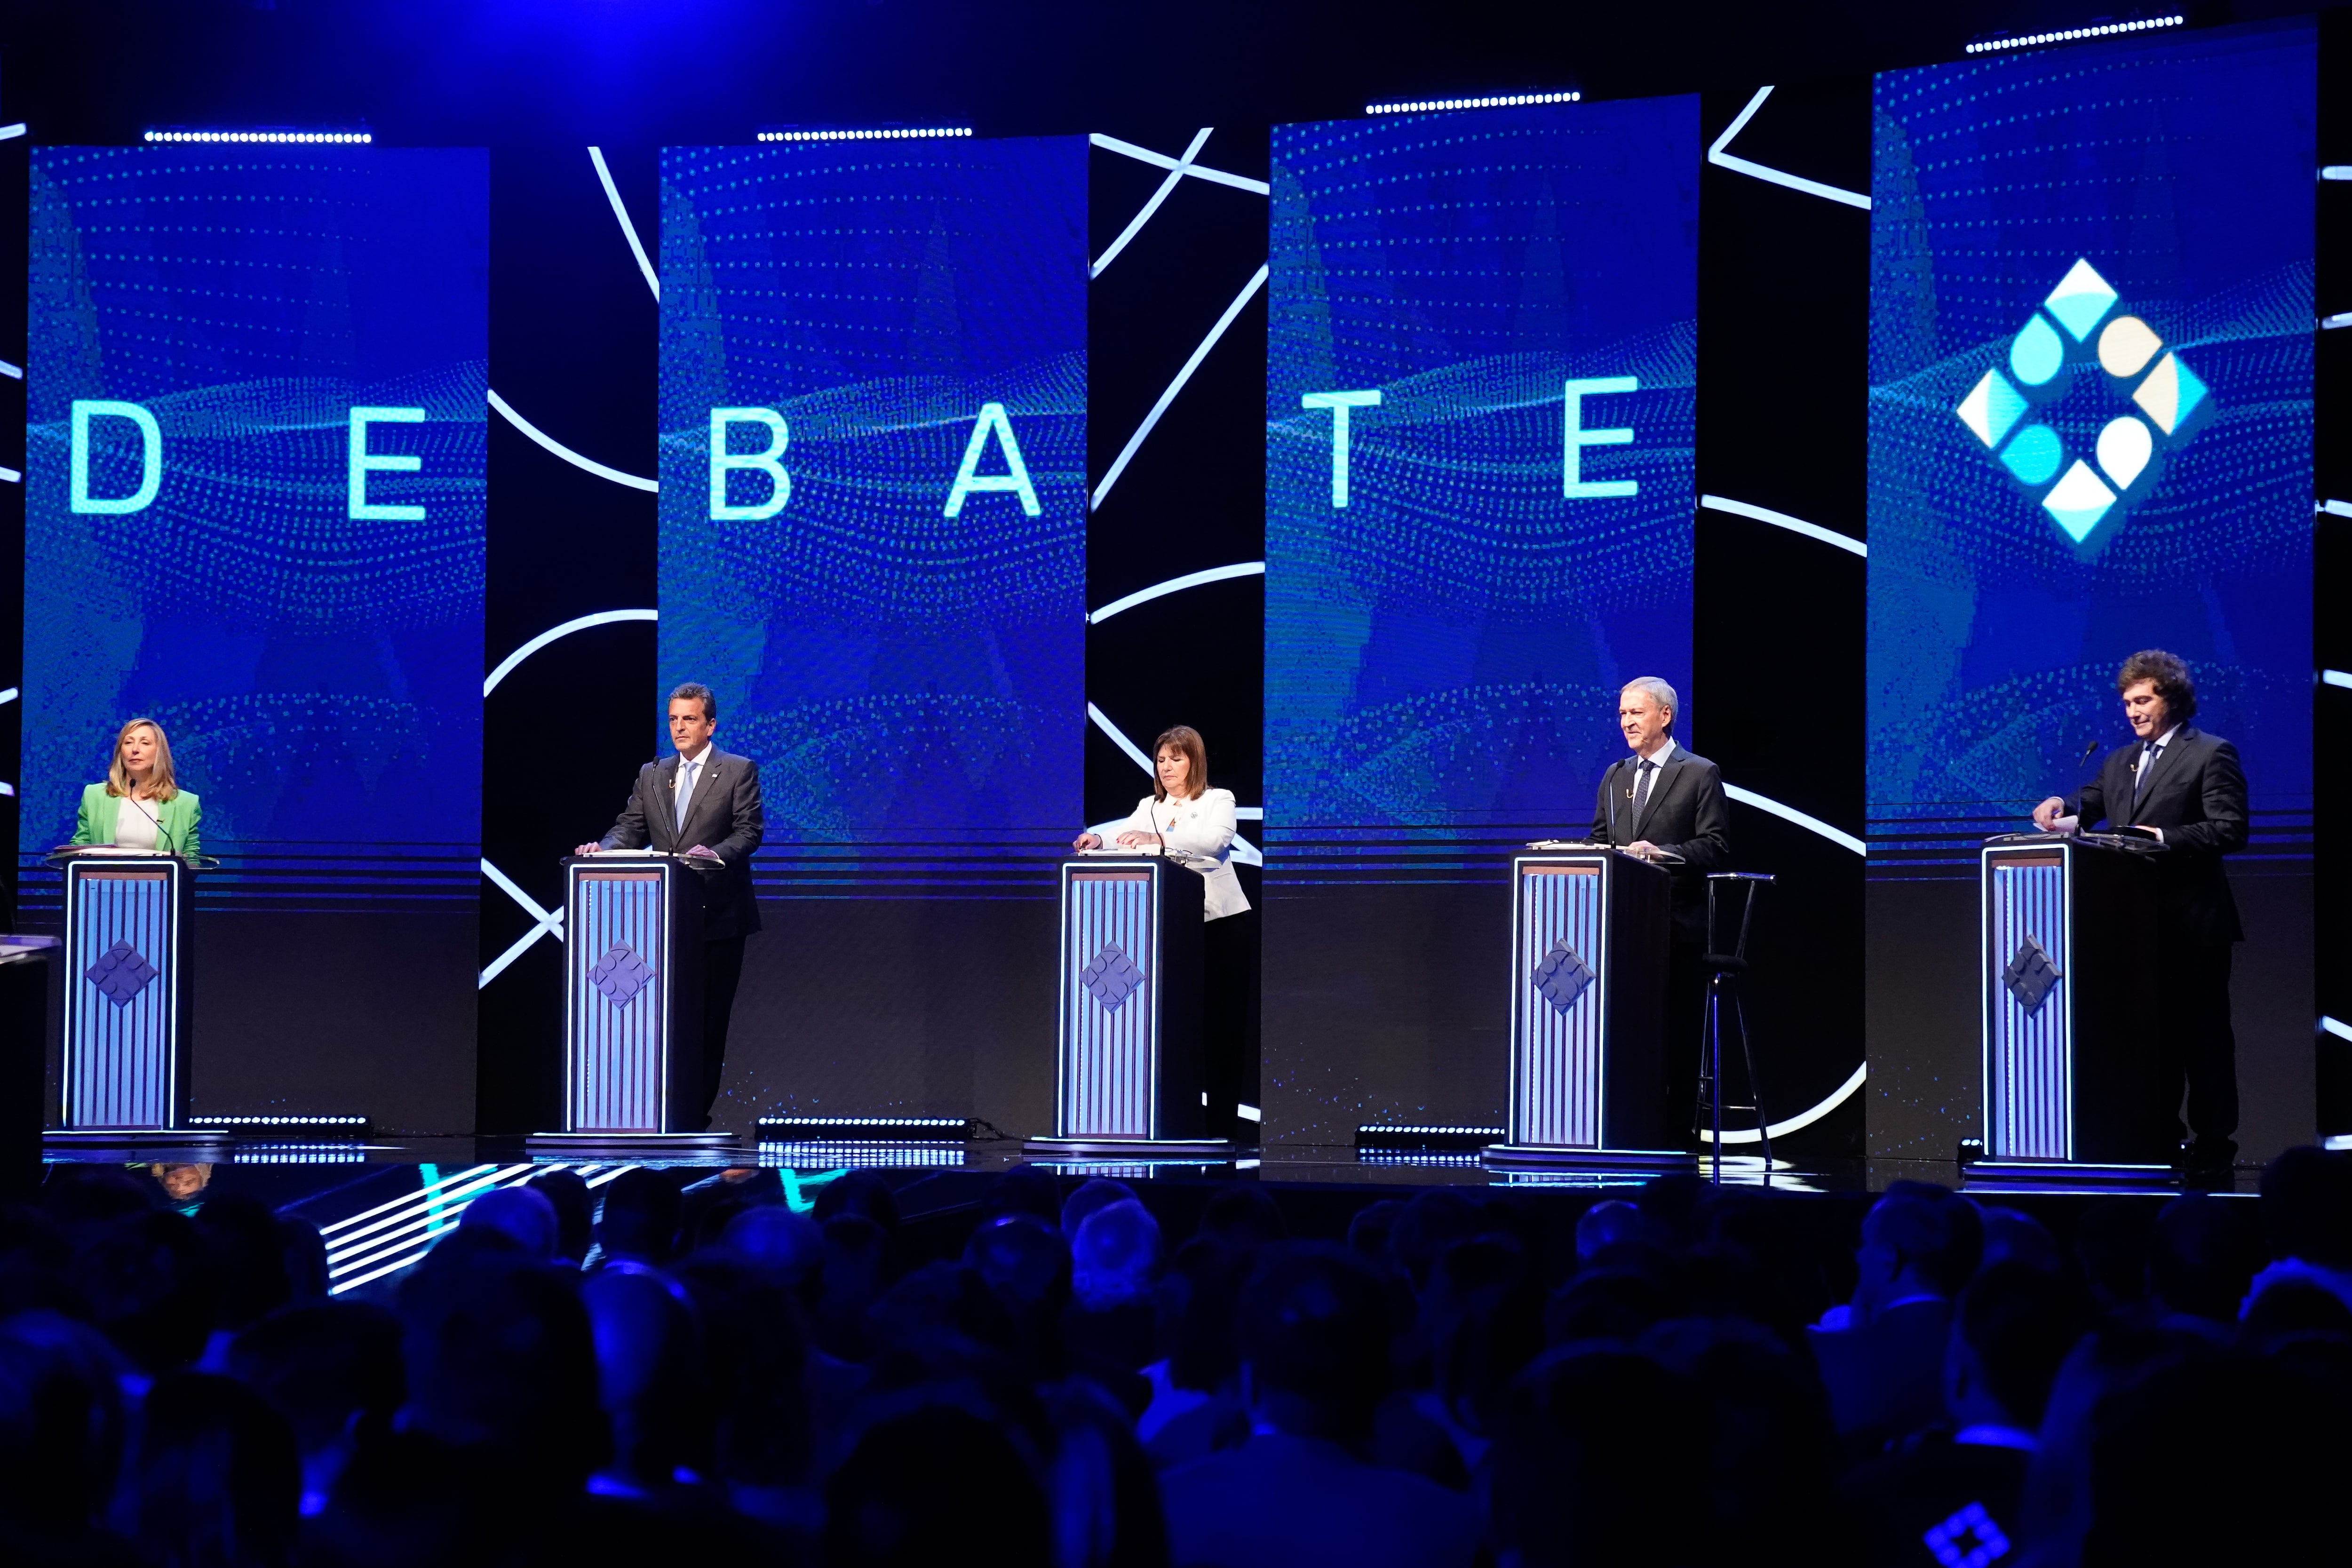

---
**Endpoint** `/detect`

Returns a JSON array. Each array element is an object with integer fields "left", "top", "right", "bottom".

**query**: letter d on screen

[{"left": 70, "top": 400, "right": 163, "bottom": 515}]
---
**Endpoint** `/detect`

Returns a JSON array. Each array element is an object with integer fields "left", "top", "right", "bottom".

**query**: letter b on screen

[{"left": 709, "top": 408, "right": 791, "bottom": 521}]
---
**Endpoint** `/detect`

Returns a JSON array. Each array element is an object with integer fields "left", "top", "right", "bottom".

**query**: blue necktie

[
  {"left": 675, "top": 756, "right": 700, "bottom": 835},
  {"left": 2130, "top": 741, "right": 2161, "bottom": 820},
  {"left": 1632, "top": 759, "right": 1658, "bottom": 832}
]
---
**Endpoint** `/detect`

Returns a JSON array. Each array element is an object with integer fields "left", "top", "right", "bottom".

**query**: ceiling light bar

[
  {"left": 145, "top": 129, "right": 373, "bottom": 144},
  {"left": 1367, "top": 90, "right": 1580, "bottom": 115},
  {"left": 757, "top": 126, "right": 973, "bottom": 143},
  {"left": 1964, "top": 14, "right": 2182, "bottom": 54}
]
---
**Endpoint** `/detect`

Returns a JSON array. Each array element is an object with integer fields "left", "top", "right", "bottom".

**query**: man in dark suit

[
  {"left": 1589, "top": 677, "right": 1732, "bottom": 1134},
  {"left": 2033, "top": 649, "right": 2247, "bottom": 1180},
  {"left": 575, "top": 682, "right": 765, "bottom": 1130}
]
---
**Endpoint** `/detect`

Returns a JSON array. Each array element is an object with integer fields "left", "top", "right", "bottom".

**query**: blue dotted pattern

[
  {"left": 1867, "top": 26, "right": 2315, "bottom": 841},
  {"left": 657, "top": 143, "right": 1086, "bottom": 863},
  {"left": 20, "top": 148, "right": 488, "bottom": 875},
  {"left": 1265, "top": 100, "right": 1700, "bottom": 856}
]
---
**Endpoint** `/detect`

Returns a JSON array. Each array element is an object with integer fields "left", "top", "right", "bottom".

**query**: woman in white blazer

[
  {"left": 1073, "top": 725, "right": 1257, "bottom": 1137},
  {"left": 1072, "top": 724, "right": 1249, "bottom": 919}
]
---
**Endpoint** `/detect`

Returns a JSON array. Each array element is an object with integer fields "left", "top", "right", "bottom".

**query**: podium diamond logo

[
  {"left": 1533, "top": 939, "right": 1595, "bottom": 1014},
  {"left": 85, "top": 939, "right": 159, "bottom": 1007},
  {"left": 1081, "top": 943, "right": 1146, "bottom": 1012},
  {"left": 1923, "top": 1500, "right": 2010, "bottom": 1568},
  {"left": 2003, "top": 936, "right": 2062, "bottom": 1016},
  {"left": 589, "top": 942, "right": 655, "bottom": 1007},
  {"left": 1954, "top": 258, "right": 2212, "bottom": 555}
]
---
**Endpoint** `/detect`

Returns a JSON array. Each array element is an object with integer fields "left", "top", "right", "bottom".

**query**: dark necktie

[
  {"left": 1632, "top": 759, "right": 1658, "bottom": 833},
  {"left": 2130, "top": 741, "right": 2162, "bottom": 820}
]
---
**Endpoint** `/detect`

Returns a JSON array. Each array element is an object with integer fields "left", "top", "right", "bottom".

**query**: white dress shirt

[
  {"left": 1117, "top": 787, "right": 1250, "bottom": 920},
  {"left": 113, "top": 793, "right": 163, "bottom": 849}
]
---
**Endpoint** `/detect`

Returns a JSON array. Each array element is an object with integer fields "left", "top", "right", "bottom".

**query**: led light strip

[
  {"left": 1965, "top": 15, "right": 2181, "bottom": 54},
  {"left": 145, "top": 130, "right": 373, "bottom": 143},
  {"left": 758, "top": 127, "right": 972, "bottom": 142},
  {"left": 1367, "top": 91, "right": 1579, "bottom": 115}
]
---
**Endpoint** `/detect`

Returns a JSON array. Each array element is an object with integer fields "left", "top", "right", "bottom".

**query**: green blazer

[{"left": 73, "top": 783, "right": 202, "bottom": 860}]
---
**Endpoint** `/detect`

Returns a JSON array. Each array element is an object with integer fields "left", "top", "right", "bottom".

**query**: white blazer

[{"left": 1116, "top": 787, "right": 1251, "bottom": 920}]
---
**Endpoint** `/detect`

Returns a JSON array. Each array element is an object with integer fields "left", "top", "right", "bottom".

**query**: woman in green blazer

[{"left": 73, "top": 716, "right": 201, "bottom": 859}]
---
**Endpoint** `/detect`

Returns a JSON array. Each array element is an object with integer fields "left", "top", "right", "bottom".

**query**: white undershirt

[{"left": 114, "top": 794, "right": 162, "bottom": 850}]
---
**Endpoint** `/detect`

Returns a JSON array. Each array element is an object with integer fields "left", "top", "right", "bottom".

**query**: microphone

[{"left": 2078, "top": 738, "right": 2098, "bottom": 765}]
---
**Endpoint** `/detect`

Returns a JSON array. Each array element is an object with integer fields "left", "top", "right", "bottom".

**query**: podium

[
  {"left": 48, "top": 852, "right": 216, "bottom": 1146},
  {"left": 1485, "top": 848, "right": 1692, "bottom": 1171},
  {"left": 1972, "top": 836, "right": 2169, "bottom": 1179},
  {"left": 532, "top": 854, "right": 724, "bottom": 1150},
  {"left": 1026, "top": 854, "right": 1226, "bottom": 1158}
]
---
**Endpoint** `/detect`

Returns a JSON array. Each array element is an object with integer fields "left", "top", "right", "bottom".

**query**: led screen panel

[
  {"left": 1866, "top": 24, "right": 2315, "bottom": 871},
  {"left": 23, "top": 147, "right": 488, "bottom": 909},
  {"left": 658, "top": 140, "right": 1087, "bottom": 896},
  {"left": 1264, "top": 97, "right": 1700, "bottom": 879}
]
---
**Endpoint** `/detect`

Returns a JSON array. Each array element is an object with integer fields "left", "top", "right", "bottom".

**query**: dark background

[{"left": 0, "top": 0, "right": 2338, "bottom": 1143}]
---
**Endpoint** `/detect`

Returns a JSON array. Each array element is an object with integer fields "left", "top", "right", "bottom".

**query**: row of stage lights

[
  {"left": 1966, "top": 14, "right": 2181, "bottom": 54},
  {"left": 758, "top": 126, "right": 972, "bottom": 142},
  {"left": 1367, "top": 90, "right": 1579, "bottom": 115},
  {"left": 145, "top": 129, "right": 372, "bottom": 143}
]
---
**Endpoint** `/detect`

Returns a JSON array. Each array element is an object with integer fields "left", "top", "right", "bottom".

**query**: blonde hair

[
  {"left": 1151, "top": 725, "right": 1208, "bottom": 802},
  {"left": 105, "top": 717, "right": 179, "bottom": 802}
]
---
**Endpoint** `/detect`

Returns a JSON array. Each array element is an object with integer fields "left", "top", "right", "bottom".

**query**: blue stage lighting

[
  {"left": 1965, "top": 14, "right": 2182, "bottom": 54},
  {"left": 1365, "top": 90, "right": 1579, "bottom": 115},
  {"left": 144, "top": 129, "right": 373, "bottom": 144},
  {"left": 755, "top": 126, "right": 972, "bottom": 143}
]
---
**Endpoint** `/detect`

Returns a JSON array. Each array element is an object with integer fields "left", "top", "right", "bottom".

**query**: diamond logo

[
  {"left": 85, "top": 940, "right": 159, "bottom": 1008},
  {"left": 1081, "top": 943, "right": 1146, "bottom": 1012},
  {"left": 1954, "top": 259, "right": 2212, "bottom": 554},
  {"left": 2002, "top": 936, "right": 2062, "bottom": 1016},
  {"left": 1923, "top": 1500, "right": 2011, "bottom": 1568},
  {"left": 589, "top": 942, "right": 655, "bottom": 1007},
  {"left": 1532, "top": 939, "right": 1595, "bottom": 1014}
]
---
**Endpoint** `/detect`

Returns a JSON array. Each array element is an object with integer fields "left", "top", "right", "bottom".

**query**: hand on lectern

[
  {"left": 2030, "top": 796, "right": 2066, "bottom": 832},
  {"left": 573, "top": 843, "right": 601, "bottom": 857},
  {"left": 1627, "top": 839, "right": 1662, "bottom": 861},
  {"left": 1072, "top": 832, "right": 1103, "bottom": 851},
  {"left": 683, "top": 844, "right": 721, "bottom": 861}
]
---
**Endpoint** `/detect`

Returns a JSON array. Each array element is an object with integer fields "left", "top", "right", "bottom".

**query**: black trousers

[
  {"left": 1202, "top": 908, "right": 1261, "bottom": 1142},
  {"left": 699, "top": 935, "right": 749, "bottom": 1130},
  {"left": 2157, "top": 939, "right": 2237, "bottom": 1151}
]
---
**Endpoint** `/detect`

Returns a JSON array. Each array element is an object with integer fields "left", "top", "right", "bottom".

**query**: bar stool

[{"left": 1695, "top": 872, "right": 1773, "bottom": 1186}]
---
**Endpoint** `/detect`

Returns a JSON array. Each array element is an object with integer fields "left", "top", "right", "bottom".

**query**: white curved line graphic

[
  {"left": 1707, "top": 87, "right": 1872, "bottom": 210},
  {"left": 1700, "top": 495, "right": 1866, "bottom": 557},
  {"left": 1698, "top": 1061, "right": 1868, "bottom": 1144},
  {"left": 1094, "top": 128, "right": 1214, "bottom": 279},
  {"left": 489, "top": 389, "right": 659, "bottom": 493},
  {"left": 1723, "top": 783, "right": 1867, "bottom": 856},
  {"left": 1088, "top": 133, "right": 1271, "bottom": 196},
  {"left": 588, "top": 146, "right": 660, "bottom": 302},
  {"left": 484, "top": 608, "right": 659, "bottom": 697},
  {"left": 1089, "top": 562, "right": 1265, "bottom": 623},
  {"left": 1092, "top": 263, "right": 1268, "bottom": 513}
]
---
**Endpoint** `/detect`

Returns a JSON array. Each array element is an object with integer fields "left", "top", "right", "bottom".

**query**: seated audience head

[
  {"left": 2072, "top": 1197, "right": 2156, "bottom": 1312},
  {"left": 0, "top": 1312, "right": 130, "bottom": 1537},
  {"left": 1855, "top": 1181, "right": 1982, "bottom": 1307},
  {"left": 1574, "top": 1199, "right": 1645, "bottom": 1264},
  {"left": 1071, "top": 1199, "right": 1161, "bottom": 1312},
  {"left": 1389, "top": 1189, "right": 1481, "bottom": 1292},
  {"left": 979, "top": 1163, "right": 1063, "bottom": 1228},
  {"left": 1199, "top": 1186, "right": 1287, "bottom": 1251},
  {"left": 195, "top": 1193, "right": 299, "bottom": 1333},
  {"left": 1546, "top": 1267, "right": 1678, "bottom": 1348},
  {"left": 1492, "top": 1347, "right": 1703, "bottom": 1568},
  {"left": 1421, "top": 1235, "right": 1543, "bottom": 1435},
  {"left": 720, "top": 1203, "right": 824, "bottom": 1293},
  {"left": 673, "top": 1257, "right": 812, "bottom": 1491},
  {"left": 580, "top": 1266, "right": 710, "bottom": 1487},
  {"left": 1237, "top": 1244, "right": 1392, "bottom": 1442},
  {"left": 822, "top": 1405, "right": 1048, "bottom": 1568},
  {"left": 123, "top": 1372, "right": 300, "bottom": 1568},
  {"left": 2148, "top": 1193, "right": 2265, "bottom": 1324},
  {"left": 227, "top": 1300, "right": 403, "bottom": 1509},
  {"left": 524, "top": 1168, "right": 594, "bottom": 1264},
  {"left": 396, "top": 1249, "right": 605, "bottom": 1484},
  {"left": 1946, "top": 1259, "right": 2088, "bottom": 1433},
  {"left": 1976, "top": 1205, "right": 2061, "bottom": 1274},
  {"left": 458, "top": 1185, "right": 558, "bottom": 1260},
  {"left": 1158, "top": 1237, "right": 1252, "bottom": 1396},
  {"left": 277, "top": 1216, "right": 328, "bottom": 1305},
  {"left": 812, "top": 1170, "right": 902, "bottom": 1235},
  {"left": 963, "top": 1212, "right": 1071, "bottom": 1319},
  {"left": 1344, "top": 1198, "right": 1405, "bottom": 1264},
  {"left": 69, "top": 1209, "right": 217, "bottom": 1376},
  {"left": 596, "top": 1168, "right": 681, "bottom": 1265},
  {"left": 2259, "top": 1145, "right": 2352, "bottom": 1267},
  {"left": 1058, "top": 1178, "right": 1136, "bottom": 1241}
]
